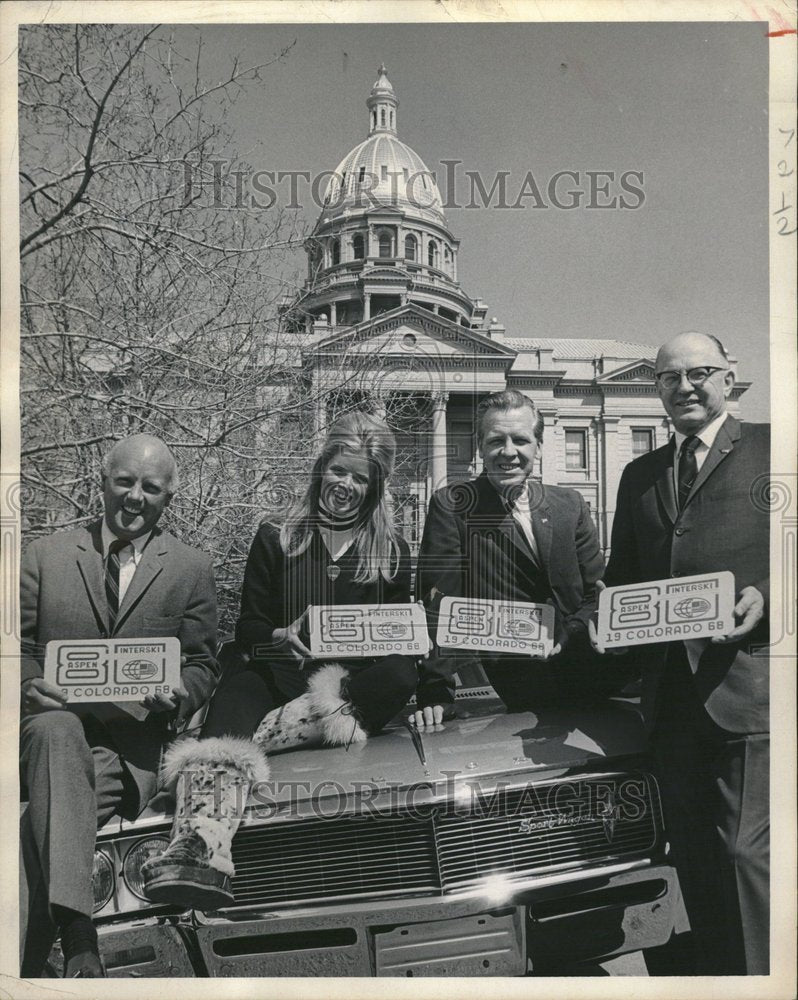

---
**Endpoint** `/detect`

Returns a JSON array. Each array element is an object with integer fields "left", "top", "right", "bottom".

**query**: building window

[
  {"left": 358, "top": 166, "right": 366, "bottom": 183},
  {"left": 565, "top": 429, "right": 588, "bottom": 471},
  {"left": 331, "top": 239, "right": 340, "bottom": 266},
  {"left": 380, "top": 164, "right": 388, "bottom": 181},
  {"left": 381, "top": 109, "right": 386, "bottom": 127},
  {"left": 352, "top": 233, "right": 364, "bottom": 259},
  {"left": 378, "top": 233, "right": 392, "bottom": 258},
  {"left": 404, "top": 234, "right": 417, "bottom": 261},
  {"left": 632, "top": 428, "right": 654, "bottom": 456},
  {"left": 427, "top": 241, "right": 438, "bottom": 268}
]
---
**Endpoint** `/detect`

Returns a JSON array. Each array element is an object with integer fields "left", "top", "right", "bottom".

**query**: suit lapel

[
  {"left": 683, "top": 415, "right": 739, "bottom": 509},
  {"left": 113, "top": 529, "right": 168, "bottom": 634},
  {"left": 474, "top": 474, "right": 544, "bottom": 569},
  {"left": 529, "top": 482, "right": 552, "bottom": 574},
  {"left": 75, "top": 522, "right": 109, "bottom": 632},
  {"left": 654, "top": 441, "right": 679, "bottom": 525}
]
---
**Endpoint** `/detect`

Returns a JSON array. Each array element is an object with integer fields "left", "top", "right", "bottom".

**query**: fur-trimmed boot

[
  {"left": 141, "top": 736, "right": 270, "bottom": 910},
  {"left": 254, "top": 663, "right": 368, "bottom": 753}
]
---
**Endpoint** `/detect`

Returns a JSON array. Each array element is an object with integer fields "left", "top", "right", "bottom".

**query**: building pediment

[
  {"left": 311, "top": 304, "right": 517, "bottom": 359},
  {"left": 360, "top": 263, "right": 413, "bottom": 282},
  {"left": 597, "top": 359, "right": 657, "bottom": 383}
]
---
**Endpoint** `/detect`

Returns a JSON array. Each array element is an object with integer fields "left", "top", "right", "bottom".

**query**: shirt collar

[
  {"left": 673, "top": 411, "right": 729, "bottom": 454},
  {"left": 101, "top": 520, "right": 151, "bottom": 560}
]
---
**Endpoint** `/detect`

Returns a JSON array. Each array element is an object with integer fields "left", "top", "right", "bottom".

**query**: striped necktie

[{"left": 105, "top": 538, "right": 130, "bottom": 632}]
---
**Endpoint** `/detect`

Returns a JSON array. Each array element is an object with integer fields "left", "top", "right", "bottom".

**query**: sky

[{"left": 190, "top": 22, "right": 769, "bottom": 417}]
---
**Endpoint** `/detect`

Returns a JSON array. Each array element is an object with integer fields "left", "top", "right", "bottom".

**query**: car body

[{"left": 61, "top": 684, "right": 687, "bottom": 978}]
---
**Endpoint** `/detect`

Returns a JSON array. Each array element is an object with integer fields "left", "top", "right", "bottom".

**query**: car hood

[
  {"left": 248, "top": 697, "right": 647, "bottom": 813},
  {"left": 272, "top": 695, "right": 643, "bottom": 775},
  {"left": 126, "top": 696, "right": 647, "bottom": 831}
]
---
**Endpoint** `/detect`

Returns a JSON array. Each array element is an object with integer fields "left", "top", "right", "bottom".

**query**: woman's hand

[
  {"left": 409, "top": 705, "right": 445, "bottom": 730},
  {"left": 272, "top": 607, "right": 313, "bottom": 663}
]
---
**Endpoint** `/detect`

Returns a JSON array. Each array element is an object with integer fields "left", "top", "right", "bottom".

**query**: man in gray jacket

[{"left": 20, "top": 434, "right": 219, "bottom": 977}]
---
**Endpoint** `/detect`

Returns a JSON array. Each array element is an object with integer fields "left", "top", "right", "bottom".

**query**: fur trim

[
  {"left": 161, "top": 736, "right": 270, "bottom": 792},
  {"left": 307, "top": 664, "right": 368, "bottom": 746}
]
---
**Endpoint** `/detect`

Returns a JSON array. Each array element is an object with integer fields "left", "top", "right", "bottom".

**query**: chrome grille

[
  {"left": 230, "top": 812, "right": 439, "bottom": 906},
  {"left": 227, "top": 773, "right": 660, "bottom": 910},
  {"left": 434, "top": 774, "right": 660, "bottom": 890}
]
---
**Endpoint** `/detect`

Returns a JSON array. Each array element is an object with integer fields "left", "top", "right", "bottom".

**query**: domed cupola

[
  {"left": 320, "top": 64, "right": 444, "bottom": 224},
  {"left": 289, "top": 66, "right": 478, "bottom": 335},
  {"left": 367, "top": 64, "right": 398, "bottom": 136}
]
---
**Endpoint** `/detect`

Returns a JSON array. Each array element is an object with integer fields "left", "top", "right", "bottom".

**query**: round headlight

[
  {"left": 123, "top": 836, "right": 171, "bottom": 901},
  {"left": 91, "top": 850, "right": 115, "bottom": 913}
]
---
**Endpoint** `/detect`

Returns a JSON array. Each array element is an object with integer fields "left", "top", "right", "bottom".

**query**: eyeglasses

[{"left": 654, "top": 366, "right": 728, "bottom": 389}]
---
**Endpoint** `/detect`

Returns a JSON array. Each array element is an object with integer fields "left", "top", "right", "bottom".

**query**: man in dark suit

[
  {"left": 600, "top": 332, "right": 769, "bottom": 975},
  {"left": 412, "top": 389, "right": 613, "bottom": 726},
  {"left": 19, "top": 434, "right": 219, "bottom": 977}
]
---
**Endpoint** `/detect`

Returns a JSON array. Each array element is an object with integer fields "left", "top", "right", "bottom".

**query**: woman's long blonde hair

[{"left": 279, "top": 410, "right": 401, "bottom": 583}]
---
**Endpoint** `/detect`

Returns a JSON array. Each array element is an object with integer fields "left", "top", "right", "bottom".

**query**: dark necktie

[
  {"left": 677, "top": 436, "right": 700, "bottom": 510},
  {"left": 105, "top": 538, "right": 129, "bottom": 632}
]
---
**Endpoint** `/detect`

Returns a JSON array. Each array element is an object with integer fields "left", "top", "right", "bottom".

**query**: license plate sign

[
  {"left": 436, "top": 596, "right": 556, "bottom": 657},
  {"left": 596, "top": 571, "right": 736, "bottom": 648},
  {"left": 309, "top": 603, "right": 431, "bottom": 658},
  {"left": 44, "top": 637, "right": 181, "bottom": 702}
]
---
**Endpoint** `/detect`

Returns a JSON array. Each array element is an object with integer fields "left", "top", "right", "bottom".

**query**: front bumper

[{"left": 94, "top": 862, "right": 685, "bottom": 977}]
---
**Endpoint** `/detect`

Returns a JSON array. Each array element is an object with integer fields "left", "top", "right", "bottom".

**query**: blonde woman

[{"left": 142, "top": 411, "right": 417, "bottom": 908}]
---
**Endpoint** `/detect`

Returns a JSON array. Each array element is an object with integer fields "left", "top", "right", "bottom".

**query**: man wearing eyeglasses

[{"left": 601, "top": 332, "right": 769, "bottom": 975}]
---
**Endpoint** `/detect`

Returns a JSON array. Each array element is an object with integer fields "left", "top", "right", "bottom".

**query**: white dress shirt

[
  {"left": 510, "top": 482, "right": 540, "bottom": 561},
  {"left": 101, "top": 522, "right": 151, "bottom": 605},
  {"left": 672, "top": 411, "right": 729, "bottom": 497},
  {"left": 672, "top": 411, "right": 729, "bottom": 669}
]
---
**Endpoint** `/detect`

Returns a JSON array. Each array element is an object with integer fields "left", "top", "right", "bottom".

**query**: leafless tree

[{"left": 17, "top": 24, "right": 324, "bottom": 626}]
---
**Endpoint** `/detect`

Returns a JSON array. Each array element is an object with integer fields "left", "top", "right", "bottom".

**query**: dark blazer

[
  {"left": 605, "top": 416, "right": 769, "bottom": 734},
  {"left": 416, "top": 473, "right": 604, "bottom": 705},
  {"left": 236, "top": 522, "right": 412, "bottom": 661},
  {"left": 20, "top": 520, "right": 219, "bottom": 808}
]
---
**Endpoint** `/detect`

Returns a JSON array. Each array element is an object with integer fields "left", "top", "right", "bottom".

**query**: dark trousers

[
  {"left": 482, "top": 633, "right": 631, "bottom": 713},
  {"left": 652, "top": 648, "right": 769, "bottom": 975},
  {"left": 202, "top": 653, "right": 418, "bottom": 739},
  {"left": 19, "top": 712, "right": 130, "bottom": 976}
]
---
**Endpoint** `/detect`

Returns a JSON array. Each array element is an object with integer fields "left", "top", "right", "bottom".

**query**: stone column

[
  {"left": 430, "top": 392, "right": 449, "bottom": 491},
  {"left": 363, "top": 293, "right": 371, "bottom": 321},
  {"left": 330, "top": 301, "right": 337, "bottom": 328},
  {"left": 599, "top": 415, "right": 621, "bottom": 549}
]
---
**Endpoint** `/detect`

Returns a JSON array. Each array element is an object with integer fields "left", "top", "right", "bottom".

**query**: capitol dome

[
  {"left": 321, "top": 65, "right": 444, "bottom": 222},
  {"left": 292, "top": 65, "right": 471, "bottom": 336}
]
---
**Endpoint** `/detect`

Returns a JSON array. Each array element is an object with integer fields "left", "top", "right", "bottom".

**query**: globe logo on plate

[
  {"left": 504, "top": 618, "right": 535, "bottom": 637},
  {"left": 121, "top": 659, "right": 159, "bottom": 681},
  {"left": 672, "top": 598, "right": 712, "bottom": 620},
  {"left": 374, "top": 623, "right": 409, "bottom": 639}
]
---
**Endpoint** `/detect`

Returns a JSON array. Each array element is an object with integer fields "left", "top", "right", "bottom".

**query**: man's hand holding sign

[
  {"left": 19, "top": 435, "right": 218, "bottom": 979},
  {"left": 413, "top": 390, "right": 620, "bottom": 731},
  {"left": 598, "top": 332, "right": 770, "bottom": 976}
]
